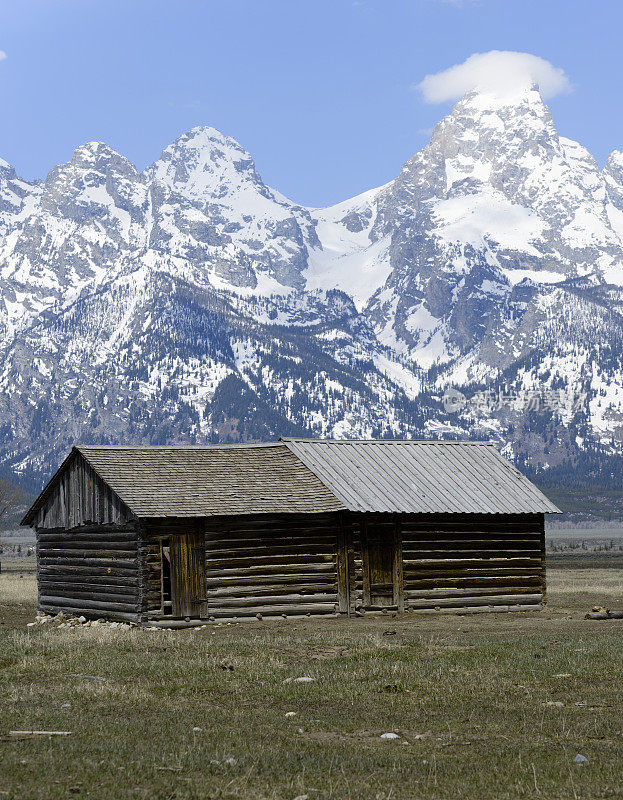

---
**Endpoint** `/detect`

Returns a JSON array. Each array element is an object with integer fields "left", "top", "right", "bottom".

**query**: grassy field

[{"left": 1, "top": 567, "right": 623, "bottom": 800}]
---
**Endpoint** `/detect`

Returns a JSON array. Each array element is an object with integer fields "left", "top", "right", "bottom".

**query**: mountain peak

[
  {"left": 454, "top": 82, "right": 549, "bottom": 115},
  {"left": 605, "top": 149, "right": 623, "bottom": 173},
  {"left": 69, "top": 141, "right": 137, "bottom": 172},
  {"left": 0, "top": 156, "right": 17, "bottom": 180},
  {"left": 146, "top": 125, "right": 267, "bottom": 201},
  {"left": 171, "top": 125, "right": 248, "bottom": 153}
]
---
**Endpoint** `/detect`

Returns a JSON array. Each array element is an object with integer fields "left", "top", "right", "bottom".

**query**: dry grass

[
  {"left": 0, "top": 571, "right": 37, "bottom": 604},
  {"left": 1, "top": 567, "right": 623, "bottom": 799},
  {"left": 548, "top": 568, "right": 623, "bottom": 606}
]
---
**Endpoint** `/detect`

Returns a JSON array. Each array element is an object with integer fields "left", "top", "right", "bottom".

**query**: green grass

[{"left": 1, "top": 569, "right": 623, "bottom": 799}]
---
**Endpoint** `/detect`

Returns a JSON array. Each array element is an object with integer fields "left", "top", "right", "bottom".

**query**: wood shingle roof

[{"left": 76, "top": 443, "right": 345, "bottom": 517}]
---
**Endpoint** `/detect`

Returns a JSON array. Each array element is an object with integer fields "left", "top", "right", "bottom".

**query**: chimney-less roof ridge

[
  {"left": 77, "top": 442, "right": 285, "bottom": 450},
  {"left": 279, "top": 437, "right": 495, "bottom": 445}
]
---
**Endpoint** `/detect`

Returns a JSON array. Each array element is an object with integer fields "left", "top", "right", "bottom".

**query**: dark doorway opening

[{"left": 161, "top": 539, "right": 173, "bottom": 616}]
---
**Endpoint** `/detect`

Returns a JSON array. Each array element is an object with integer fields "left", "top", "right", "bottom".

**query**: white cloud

[
  {"left": 417, "top": 51, "right": 572, "bottom": 104},
  {"left": 0, "top": 51, "right": 7, "bottom": 62}
]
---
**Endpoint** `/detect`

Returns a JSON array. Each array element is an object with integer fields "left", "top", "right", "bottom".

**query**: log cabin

[{"left": 21, "top": 439, "right": 559, "bottom": 625}]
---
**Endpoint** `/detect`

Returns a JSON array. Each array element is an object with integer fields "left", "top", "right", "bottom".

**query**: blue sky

[{"left": 0, "top": 0, "right": 622, "bottom": 206}]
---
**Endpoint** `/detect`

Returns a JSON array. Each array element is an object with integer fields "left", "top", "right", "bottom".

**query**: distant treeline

[{"left": 526, "top": 451, "right": 623, "bottom": 520}]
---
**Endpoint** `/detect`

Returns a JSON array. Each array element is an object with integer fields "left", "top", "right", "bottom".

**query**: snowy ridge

[{"left": 1, "top": 90, "right": 623, "bottom": 481}]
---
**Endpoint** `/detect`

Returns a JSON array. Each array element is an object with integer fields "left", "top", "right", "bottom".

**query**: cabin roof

[
  {"left": 281, "top": 439, "right": 559, "bottom": 515},
  {"left": 22, "top": 438, "right": 559, "bottom": 525}
]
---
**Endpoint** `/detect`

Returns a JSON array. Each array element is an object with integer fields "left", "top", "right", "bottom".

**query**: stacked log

[
  {"left": 401, "top": 514, "right": 545, "bottom": 613},
  {"left": 36, "top": 523, "right": 141, "bottom": 622},
  {"left": 203, "top": 513, "right": 340, "bottom": 619}
]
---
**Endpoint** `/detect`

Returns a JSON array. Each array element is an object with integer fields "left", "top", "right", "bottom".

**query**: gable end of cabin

[{"left": 27, "top": 450, "right": 144, "bottom": 623}]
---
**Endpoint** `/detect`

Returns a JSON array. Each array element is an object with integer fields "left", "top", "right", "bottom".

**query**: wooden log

[
  {"left": 205, "top": 553, "right": 335, "bottom": 569},
  {"left": 39, "top": 568, "right": 136, "bottom": 586},
  {"left": 402, "top": 548, "right": 541, "bottom": 559},
  {"left": 36, "top": 573, "right": 138, "bottom": 587},
  {"left": 402, "top": 534, "right": 542, "bottom": 542},
  {"left": 38, "top": 557, "right": 139, "bottom": 569},
  {"left": 37, "top": 586, "right": 137, "bottom": 603},
  {"left": 38, "top": 520, "right": 139, "bottom": 537},
  {"left": 401, "top": 529, "right": 542, "bottom": 536},
  {"left": 399, "top": 557, "right": 541, "bottom": 568},
  {"left": 38, "top": 595, "right": 141, "bottom": 613},
  {"left": 38, "top": 565, "right": 137, "bottom": 578},
  {"left": 206, "top": 593, "right": 338, "bottom": 608},
  {"left": 203, "top": 532, "right": 339, "bottom": 546},
  {"left": 37, "top": 532, "right": 137, "bottom": 544},
  {"left": 38, "top": 542, "right": 137, "bottom": 553},
  {"left": 205, "top": 534, "right": 337, "bottom": 547},
  {"left": 406, "top": 603, "right": 542, "bottom": 615},
  {"left": 204, "top": 525, "right": 339, "bottom": 536},
  {"left": 206, "top": 563, "right": 336, "bottom": 578},
  {"left": 586, "top": 610, "right": 623, "bottom": 619},
  {"left": 203, "top": 515, "right": 338, "bottom": 531},
  {"left": 404, "top": 585, "right": 540, "bottom": 598},
  {"left": 404, "top": 560, "right": 541, "bottom": 581},
  {"left": 38, "top": 603, "right": 139, "bottom": 622},
  {"left": 400, "top": 567, "right": 541, "bottom": 579},
  {"left": 406, "top": 593, "right": 542, "bottom": 609},
  {"left": 207, "top": 603, "right": 337, "bottom": 617},
  {"left": 398, "top": 515, "right": 541, "bottom": 528},
  {"left": 38, "top": 548, "right": 138, "bottom": 559},
  {"left": 40, "top": 594, "right": 140, "bottom": 616},
  {"left": 403, "top": 575, "right": 542, "bottom": 588},
  {"left": 206, "top": 545, "right": 336, "bottom": 561},
  {"left": 38, "top": 580, "right": 138, "bottom": 597},
  {"left": 401, "top": 528, "right": 543, "bottom": 538},
  {"left": 208, "top": 582, "right": 337, "bottom": 598},
  {"left": 206, "top": 573, "right": 337, "bottom": 587}
]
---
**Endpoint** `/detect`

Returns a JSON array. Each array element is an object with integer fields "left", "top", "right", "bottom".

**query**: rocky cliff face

[{"left": 1, "top": 87, "right": 622, "bottom": 485}]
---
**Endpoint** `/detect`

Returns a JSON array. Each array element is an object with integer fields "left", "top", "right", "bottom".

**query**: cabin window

[{"left": 161, "top": 539, "right": 173, "bottom": 616}]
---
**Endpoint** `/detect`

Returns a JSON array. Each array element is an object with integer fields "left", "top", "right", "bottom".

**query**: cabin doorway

[
  {"left": 161, "top": 532, "right": 208, "bottom": 619},
  {"left": 361, "top": 519, "right": 403, "bottom": 610}
]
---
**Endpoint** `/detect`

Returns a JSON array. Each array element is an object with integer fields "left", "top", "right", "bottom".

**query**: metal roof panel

[{"left": 280, "top": 439, "right": 560, "bottom": 514}]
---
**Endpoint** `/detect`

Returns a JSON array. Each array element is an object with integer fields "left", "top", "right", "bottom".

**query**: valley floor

[{"left": 1, "top": 565, "right": 622, "bottom": 800}]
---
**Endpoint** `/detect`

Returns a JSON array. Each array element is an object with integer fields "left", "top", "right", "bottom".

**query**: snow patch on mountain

[
  {"left": 305, "top": 185, "right": 392, "bottom": 309},
  {"left": 431, "top": 190, "right": 545, "bottom": 254}
]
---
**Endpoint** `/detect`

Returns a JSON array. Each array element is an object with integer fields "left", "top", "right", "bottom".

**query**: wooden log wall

[
  {"left": 400, "top": 513, "right": 545, "bottom": 613},
  {"left": 142, "top": 511, "right": 545, "bottom": 622},
  {"left": 36, "top": 523, "right": 142, "bottom": 622},
  {"left": 34, "top": 452, "right": 130, "bottom": 530},
  {"left": 203, "top": 513, "right": 340, "bottom": 619}
]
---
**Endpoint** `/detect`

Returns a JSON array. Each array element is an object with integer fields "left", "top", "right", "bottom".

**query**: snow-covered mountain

[{"left": 1, "top": 84, "right": 623, "bottom": 487}]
